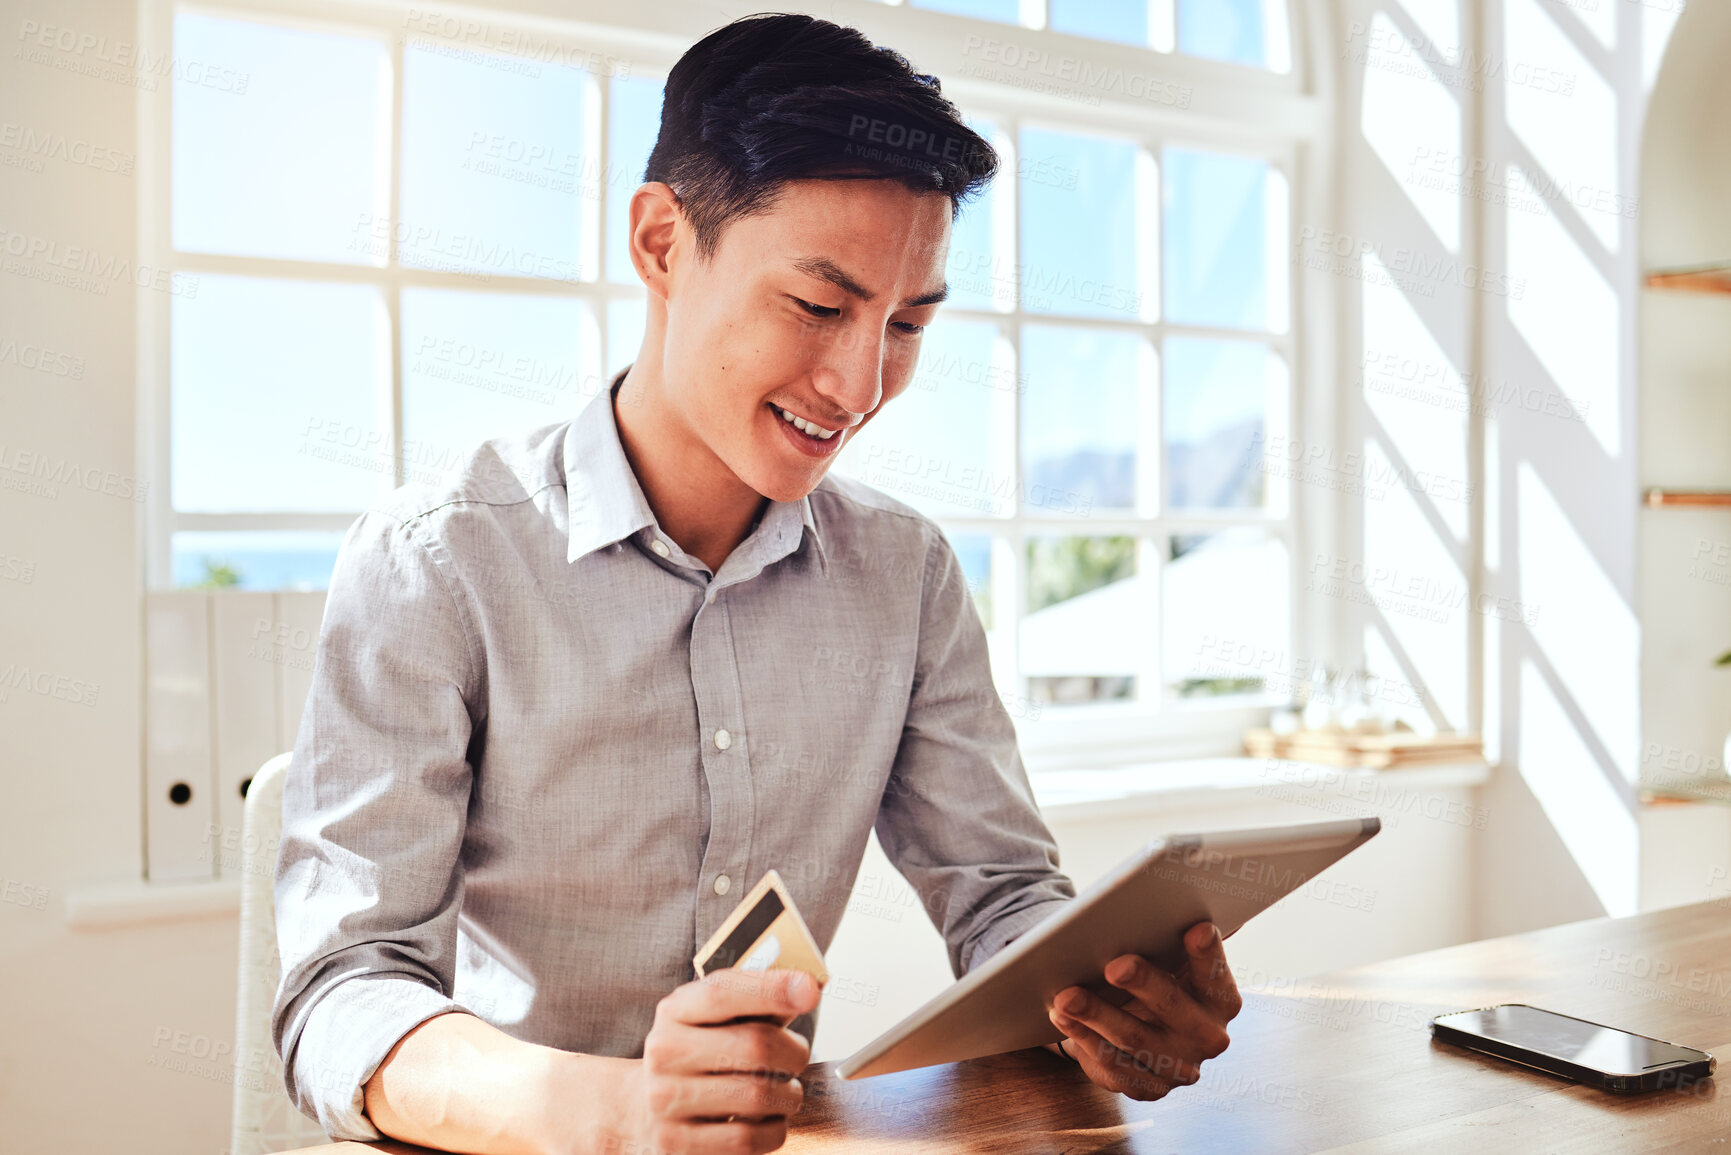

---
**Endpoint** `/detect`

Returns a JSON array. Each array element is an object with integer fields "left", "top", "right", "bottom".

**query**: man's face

[{"left": 656, "top": 178, "right": 951, "bottom": 503}]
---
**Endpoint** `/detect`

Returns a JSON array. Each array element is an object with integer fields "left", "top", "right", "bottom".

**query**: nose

[{"left": 809, "top": 322, "right": 884, "bottom": 420}]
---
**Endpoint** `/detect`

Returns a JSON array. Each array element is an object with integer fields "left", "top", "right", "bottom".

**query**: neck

[{"left": 612, "top": 358, "right": 766, "bottom": 574}]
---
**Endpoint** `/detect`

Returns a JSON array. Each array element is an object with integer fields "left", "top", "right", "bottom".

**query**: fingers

[
  {"left": 639, "top": 971, "right": 819, "bottom": 1153},
  {"left": 643, "top": 1019, "right": 811, "bottom": 1081},
  {"left": 1097, "top": 955, "right": 1230, "bottom": 1057},
  {"left": 1045, "top": 941, "right": 1240, "bottom": 1104},
  {"left": 1051, "top": 987, "right": 1208, "bottom": 1084},
  {"left": 649, "top": 1115, "right": 790, "bottom": 1155},
  {"left": 660, "top": 967, "right": 822, "bottom": 1029},
  {"left": 1179, "top": 921, "right": 1244, "bottom": 1021},
  {"left": 646, "top": 1072, "right": 805, "bottom": 1122},
  {"left": 1047, "top": 1009, "right": 1180, "bottom": 1101}
]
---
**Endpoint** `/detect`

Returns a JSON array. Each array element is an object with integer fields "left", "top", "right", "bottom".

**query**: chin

[
  {"left": 740, "top": 459, "right": 827, "bottom": 504},
  {"left": 753, "top": 474, "right": 823, "bottom": 504}
]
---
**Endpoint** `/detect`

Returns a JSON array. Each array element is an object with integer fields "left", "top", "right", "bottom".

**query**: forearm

[{"left": 363, "top": 1010, "right": 635, "bottom": 1155}]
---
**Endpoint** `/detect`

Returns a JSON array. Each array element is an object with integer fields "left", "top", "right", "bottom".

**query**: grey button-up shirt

[{"left": 272, "top": 375, "right": 1076, "bottom": 1140}]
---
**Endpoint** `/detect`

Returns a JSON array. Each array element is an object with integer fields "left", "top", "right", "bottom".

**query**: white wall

[
  {"left": 1631, "top": 0, "right": 1731, "bottom": 913},
  {"left": 1324, "top": 0, "right": 1731, "bottom": 938},
  {"left": 1, "top": 0, "right": 243, "bottom": 1151},
  {"left": 1633, "top": 0, "right": 1731, "bottom": 901}
]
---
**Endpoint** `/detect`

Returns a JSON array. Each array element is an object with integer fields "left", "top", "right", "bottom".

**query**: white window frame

[{"left": 136, "top": 0, "right": 1334, "bottom": 770}]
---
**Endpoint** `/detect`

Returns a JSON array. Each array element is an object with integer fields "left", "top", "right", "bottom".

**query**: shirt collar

[{"left": 564, "top": 370, "right": 826, "bottom": 575}]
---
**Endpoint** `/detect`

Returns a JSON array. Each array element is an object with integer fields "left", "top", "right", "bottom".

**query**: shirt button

[
  {"left": 650, "top": 539, "right": 670, "bottom": 558},
  {"left": 713, "top": 728, "right": 733, "bottom": 751},
  {"left": 714, "top": 873, "right": 731, "bottom": 896}
]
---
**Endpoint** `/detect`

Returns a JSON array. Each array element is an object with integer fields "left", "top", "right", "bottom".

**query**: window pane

[
  {"left": 400, "top": 41, "right": 592, "bottom": 280},
  {"left": 1164, "top": 337, "right": 1287, "bottom": 511},
  {"left": 402, "top": 290, "right": 602, "bottom": 486},
  {"left": 1021, "top": 325, "right": 1141, "bottom": 516},
  {"left": 1163, "top": 529, "right": 1288, "bottom": 697},
  {"left": 1022, "top": 535, "right": 1145, "bottom": 703},
  {"left": 949, "top": 531, "right": 994, "bottom": 630},
  {"left": 910, "top": 0, "right": 1020, "bottom": 24},
  {"left": 172, "top": 14, "right": 386, "bottom": 263},
  {"left": 1178, "top": 0, "right": 1266, "bottom": 67},
  {"left": 1021, "top": 128, "right": 1145, "bottom": 319},
  {"left": 172, "top": 531, "right": 343, "bottom": 592},
  {"left": 172, "top": 275, "right": 387, "bottom": 512},
  {"left": 1049, "top": 0, "right": 1149, "bottom": 46},
  {"left": 1163, "top": 147, "right": 1279, "bottom": 330},
  {"left": 943, "top": 119, "right": 1011, "bottom": 313},
  {"left": 606, "top": 73, "right": 664, "bottom": 283},
  {"left": 834, "top": 319, "right": 1007, "bottom": 518},
  {"left": 608, "top": 297, "right": 647, "bottom": 380}
]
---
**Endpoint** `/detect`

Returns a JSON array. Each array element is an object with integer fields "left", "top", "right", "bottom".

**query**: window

[
  {"left": 144, "top": 1, "right": 1313, "bottom": 756},
  {"left": 151, "top": 7, "right": 648, "bottom": 591},
  {"left": 831, "top": 114, "right": 1296, "bottom": 727},
  {"left": 923, "top": 0, "right": 1292, "bottom": 70}
]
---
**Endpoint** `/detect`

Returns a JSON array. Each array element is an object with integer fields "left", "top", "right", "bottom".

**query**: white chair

[{"left": 230, "top": 752, "right": 330, "bottom": 1154}]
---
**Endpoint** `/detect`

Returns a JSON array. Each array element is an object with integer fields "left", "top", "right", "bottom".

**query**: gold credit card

[{"left": 693, "top": 869, "right": 829, "bottom": 988}]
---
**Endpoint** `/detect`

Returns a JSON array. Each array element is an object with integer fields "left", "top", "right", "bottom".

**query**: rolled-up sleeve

[
  {"left": 873, "top": 524, "right": 1076, "bottom": 979},
  {"left": 271, "top": 510, "right": 485, "bottom": 1140}
]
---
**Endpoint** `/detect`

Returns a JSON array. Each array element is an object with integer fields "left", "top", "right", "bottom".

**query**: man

[{"left": 272, "top": 13, "right": 1240, "bottom": 1155}]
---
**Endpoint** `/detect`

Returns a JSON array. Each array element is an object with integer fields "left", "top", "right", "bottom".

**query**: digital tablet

[{"left": 835, "top": 816, "right": 1381, "bottom": 1079}]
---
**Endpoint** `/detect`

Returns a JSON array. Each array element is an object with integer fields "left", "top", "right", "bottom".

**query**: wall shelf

[
  {"left": 1645, "top": 261, "right": 1731, "bottom": 294},
  {"left": 1641, "top": 784, "right": 1731, "bottom": 806},
  {"left": 1644, "top": 488, "right": 1731, "bottom": 508}
]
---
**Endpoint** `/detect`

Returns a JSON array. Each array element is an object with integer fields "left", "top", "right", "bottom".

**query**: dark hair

[{"left": 645, "top": 13, "right": 999, "bottom": 261}]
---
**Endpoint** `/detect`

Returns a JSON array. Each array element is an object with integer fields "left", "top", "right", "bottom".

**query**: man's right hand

[{"left": 611, "top": 967, "right": 821, "bottom": 1155}]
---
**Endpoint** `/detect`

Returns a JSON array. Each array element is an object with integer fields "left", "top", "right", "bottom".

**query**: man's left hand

[{"left": 1045, "top": 920, "right": 1242, "bottom": 1100}]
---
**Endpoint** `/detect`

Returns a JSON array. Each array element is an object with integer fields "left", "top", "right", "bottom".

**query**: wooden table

[{"left": 287, "top": 900, "right": 1731, "bottom": 1153}]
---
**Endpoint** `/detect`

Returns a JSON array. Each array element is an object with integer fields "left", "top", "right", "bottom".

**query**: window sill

[
  {"left": 64, "top": 878, "right": 240, "bottom": 930},
  {"left": 1014, "top": 700, "right": 1277, "bottom": 772},
  {"left": 1029, "top": 757, "right": 1493, "bottom": 822},
  {"left": 64, "top": 760, "right": 1489, "bottom": 927}
]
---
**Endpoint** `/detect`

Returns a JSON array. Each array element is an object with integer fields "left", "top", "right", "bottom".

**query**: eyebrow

[{"left": 792, "top": 255, "right": 948, "bottom": 308}]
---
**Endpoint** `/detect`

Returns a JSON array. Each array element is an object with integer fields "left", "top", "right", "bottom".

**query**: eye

[
  {"left": 793, "top": 297, "right": 841, "bottom": 318},
  {"left": 891, "top": 321, "right": 925, "bottom": 336}
]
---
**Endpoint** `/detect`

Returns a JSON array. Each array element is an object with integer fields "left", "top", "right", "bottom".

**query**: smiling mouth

[{"left": 772, "top": 404, "right": 840, "bottom": 440}]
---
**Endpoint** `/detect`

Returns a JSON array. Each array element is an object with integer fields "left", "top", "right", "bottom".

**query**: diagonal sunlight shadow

[
  {"left": 1504, "top": 0, "right": 1623, "bottom": 256},
  {"left": 1528, "top": 0, "right": 1616, "bottom": 69},
  {"left": 1502, "top": 134, "right": 1620, "bottom": 291},
  {"left": 1513, "top": 458, "right": 1642, "bottom": 785},
  {"left": 1515, "top": 624, "right": 1640, "bottom": 815},
  {"left": 1361, "top": 5, "right": 1464, "bottom": 253},
  {"left": 1489, "top": 326, "right": 1625, "bottom": 576},
  {"left": 1360, "top": 415, "right": 1470, "bottom": 576},
  {"left": 1514, "top": 649, "right": 1640, "bottom": 915},
  {"left": 1345, "top": 1, "right": 1642, "bottom": 922},
  {"left": 1361, "top": 608, "right": 1453, "bottom": 733}
]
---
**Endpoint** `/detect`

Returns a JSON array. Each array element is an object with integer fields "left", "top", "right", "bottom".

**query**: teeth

[{"left": 776, "top": 405, "right": 837, "bottom": 440}]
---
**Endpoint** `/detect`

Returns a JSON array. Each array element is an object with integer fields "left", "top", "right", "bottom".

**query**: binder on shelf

[
  {"left": 210, "top": 592, "right": 280, "bottom": 879},
  {"left": 143, "top": 588, "right": 332, "bottom": 883},
  {"left": 144, "top": 591, "right": 217, "bottom": 882}
]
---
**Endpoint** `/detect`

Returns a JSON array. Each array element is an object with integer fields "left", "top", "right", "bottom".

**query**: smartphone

[{"left": 1431, "top": 1003, "right": 1715, "bottom": 1093}]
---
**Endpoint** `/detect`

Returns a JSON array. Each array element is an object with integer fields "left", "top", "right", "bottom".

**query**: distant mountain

[
  {"left": 1023, "top": 449, "right": 1134, "bottom": 511},
  {"left": 1167, "top": 418, "right": 1264, "bottom": 509},
  {"left": 1023, "top": 418, "right": 1265, "bottom": 513}
]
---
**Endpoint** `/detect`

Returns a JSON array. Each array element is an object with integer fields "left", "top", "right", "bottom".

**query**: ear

[{"left": 628, "top": 182, "right": 684, "bottom": 302}]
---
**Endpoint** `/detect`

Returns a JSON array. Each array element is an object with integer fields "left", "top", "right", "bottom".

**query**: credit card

[{"left": 693, "top": 869, "right": 829, "bottom": 988}]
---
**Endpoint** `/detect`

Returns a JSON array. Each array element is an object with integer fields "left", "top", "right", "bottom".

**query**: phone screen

[{"left": 1437, "top": 1005, "right": 1706, "bottom": 1075}]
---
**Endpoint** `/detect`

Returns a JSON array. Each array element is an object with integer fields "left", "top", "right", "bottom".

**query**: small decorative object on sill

[
  {"left": 1269, "top": 704, "right": 1303, "bottom": 736},
  {"left": 1299, "top": 663, "right": 1339, "bottom": 731},
  {"left": 1243, "top": 722, "right": 1484, "bottom": 770}
]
